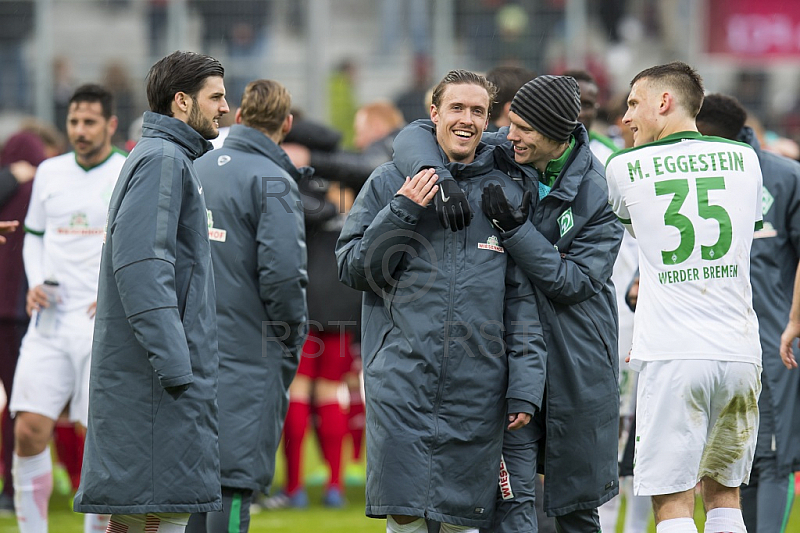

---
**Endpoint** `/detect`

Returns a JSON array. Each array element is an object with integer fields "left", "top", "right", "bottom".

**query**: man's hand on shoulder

[
  {"left": 435, "top": 176, "right": 472, "bottom": 232},
  {"left": 397, "top": 168, "right": 439, "bottom": 207}
]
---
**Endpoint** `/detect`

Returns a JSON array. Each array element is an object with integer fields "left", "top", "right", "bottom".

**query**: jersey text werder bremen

[{"left": 606, "top": 131, "right": 762, "bottom": 368}]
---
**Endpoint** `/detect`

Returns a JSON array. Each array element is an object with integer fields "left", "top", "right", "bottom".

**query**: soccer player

[
  {"left": 73, "top": 51, "right": 229, "bottom": 533},
  {"left": 337, "top": 69, "right": 545, "bottom": 533},
  {"left": 188, "top": 79, "right": 308, "bottom": 532},
  {"left": 393, "top": 75, "right": 623, "bottom": 533},
  {"left": 606, "top": 62, "right": 763, "bottom": 533},
  {"left": 13, "top": 84, "right": 124, "bottom": 533}
]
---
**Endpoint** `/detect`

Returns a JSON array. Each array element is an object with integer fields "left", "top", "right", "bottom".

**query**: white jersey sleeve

[
  {"left": 24, "top": 166, "right": 47, "bottom": 234},
  {"left": 607, "top": 167, "right": 635, "bottom": 236}
]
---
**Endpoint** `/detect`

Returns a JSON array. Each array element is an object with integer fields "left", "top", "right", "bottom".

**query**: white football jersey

[
  {"left": 24, "top": 149, "right": 126, "bottom": 312},
  {"left": 606, "top": 131, "right": 762, "bottom": 368}
]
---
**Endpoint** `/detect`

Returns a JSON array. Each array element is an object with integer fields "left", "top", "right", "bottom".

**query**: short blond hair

[
  {"left": 357, "top": 101, "right": 405, "bottom": 131},
  {"left": 239, "top": 79, "right": 292, "bottom": 134}
]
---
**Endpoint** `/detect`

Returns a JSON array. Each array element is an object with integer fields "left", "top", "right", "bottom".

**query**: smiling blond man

[
  {"left": 392, "top": 75, "right": 622, "bottom": 533},
  {"left": 337, "top": 70, "right": 546, "bottom": 533},
  {"left": 73, "top": 51, "right": 229, "bottom": 533}
]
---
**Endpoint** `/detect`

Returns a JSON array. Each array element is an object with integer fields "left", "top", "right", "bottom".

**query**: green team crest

[
  {"left": 762, "top": 186, "right": 774, "bottom": 216},
  {"left": 207, "top": 209, "right": 214, "bottom": 229},
  {"left": 69, "top": 212, "right": 89, "bottom": 227},
  {"left": 558, "top": 208, "right": 574, "bottom": 237}
]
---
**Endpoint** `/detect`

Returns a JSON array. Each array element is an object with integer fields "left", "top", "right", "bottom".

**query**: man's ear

[
  {"left": 282, "top": 113, "right": 293, "bottom": 135},
  {"left": 174, "top": 91, "right": 191, "bottom": 114},
  {"left": 430, "top": 104, "right": 439, "bottom": 125},
  {"left": 107, "top": 115, "right": 119, "bottom": 137},
  {"left": 234, "top": 108, "right": 243, "bottom": 124},
  {"left": 659, "top": 91, "right": 672, "bottom": 115}
]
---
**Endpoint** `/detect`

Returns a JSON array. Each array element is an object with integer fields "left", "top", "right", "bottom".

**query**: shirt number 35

[{"left": 655, "top": 176, "right": 732, "bottom": 265}]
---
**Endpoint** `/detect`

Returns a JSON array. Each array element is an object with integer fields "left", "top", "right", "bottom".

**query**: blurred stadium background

[{"left": 3, "top": 0, "right": 800, "bottom": 149}]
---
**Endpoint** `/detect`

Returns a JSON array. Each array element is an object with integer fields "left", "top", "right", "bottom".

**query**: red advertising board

[{"left": 707, "top": 0, "right": 800, "bottom": 57}]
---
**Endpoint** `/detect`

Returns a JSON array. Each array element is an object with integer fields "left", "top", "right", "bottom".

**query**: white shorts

[
  {"left": 9, "top": 311, "right": 94, "bottom": 427},
  {"left": 633, "top": 359, "right": 760, "bottom": 496}
]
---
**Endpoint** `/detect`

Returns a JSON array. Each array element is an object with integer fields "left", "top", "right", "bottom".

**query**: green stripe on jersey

[
  {"left": 24, "top": 226, "right": 44, "bottom": 236},
  {"left": 755, "top": 220, "right": 763, "bottom": 231},
  {"left": 606, "top": 131, "right": 753, "bottom": 165},
  {"left": 617, "top": 216, "right": 631, "bottom": 225}
]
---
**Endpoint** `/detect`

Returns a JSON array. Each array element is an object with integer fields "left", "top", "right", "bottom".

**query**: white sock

[
  {"left": 387, "top": 515, "right": 427, "bottom": 533},
  {"left": 440, "top": 524, "right": 479, "bottom": 533},
  {"left": 85, "top": 513, "right": 110, "bottom": 533},
  {"left": 13, "top": 448, "right": 53, "bottom": 533},
  {"left": 598, "top": 493, "right": 621, "bottom": 533},
  {"left": 704, "top": 508, "right": 746, "bottom": 533},
  {"left": 656, "top": 517, "right": 698, "bottom": 533},
  {"left": 107, "top": 513, "right": 189, "bottom": 533}
]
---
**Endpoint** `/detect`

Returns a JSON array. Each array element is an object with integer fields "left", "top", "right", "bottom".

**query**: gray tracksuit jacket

[
  {"left": 75, "top": 111, "right": 221, "bottom": 514},
  {"left": 194, "top": 124, "right": 309, "bottom": 493},
  {"left": 336, "top": 145, "right": 546, "bottom": 528}
]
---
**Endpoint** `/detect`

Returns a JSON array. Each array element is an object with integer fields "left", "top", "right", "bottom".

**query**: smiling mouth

[{"left": 453, "top": 130, "right": 474, "bottom": 139}]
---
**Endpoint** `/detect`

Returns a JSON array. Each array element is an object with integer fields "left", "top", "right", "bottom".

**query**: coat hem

[
  {"left": 219, "top": 476, "right": 262, "bottom": 493},
  {"left": 73, "top": 500, "right": 222, "bottom": 514},
  {"left": 545, "top": 487, "right": 617, "bottom": 517},
  {"left": 365, "top": 505, "right": 491, "bottom": 528}
]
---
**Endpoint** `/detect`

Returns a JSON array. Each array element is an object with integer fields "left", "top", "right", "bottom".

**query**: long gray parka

[
  {"left": 740, "top": 126, "right": 800, "bottom": 475},
  {"left": 74, "top": 112, "right": 221, "bottom": 514},
  {"left": 393, "top": 123, "right": 622, "bottom": 516},
  {"left": 194, "top": 124, "right": 309, "bottom": 493},
  {"left": 336, "top": 146, "right": 546, "bottom": 528}
]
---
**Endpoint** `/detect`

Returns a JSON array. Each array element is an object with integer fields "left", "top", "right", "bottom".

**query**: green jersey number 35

[{"left": 655, "top": 176, "right": 732, "bottom": 265}]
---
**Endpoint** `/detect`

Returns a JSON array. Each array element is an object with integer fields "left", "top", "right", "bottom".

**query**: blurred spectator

[
  {"left": 19, "top": 119, "right": 68, "bottom": 159},
  {"left": 486, "top": 65, "right": 536, "bottom": 130},
  {"left": 191, "top": 0, "right": 271, "bottom": 107},
  {"left": 0, "top": 131, "right": 46, "bottom": 514},
  {"left": 0, "top": 1, "right": 34, "bottom": 112},
  {"left": 328, "top": 60, "right": 358, "bottom": 149},
  {"left": 562, "top": 69, "right": 618, "bottom": 165},
  {"left": 284, "top": 100, "right": 404, "bottom": 187},
  {"left": 53, "top": 57, "right": 77, "bottom": 134},
  {"left": 379, "top": 0, "right": 431, "bottom": 56},
  {"left": 102, "top": 61, "right": 138, "bottom": 148},
  {"left": 731, "top": 69, "right": 769, "bottom": 127},
  {"left": 747, "top": 114, "right": 800, "bottom": 161},
  {"left": 394, "top": 54, "right": 432, "bottom": 124},
  {"left": 147, "top": 0, "right": 169, "bottom": 59},
  {"left": 0, "top": 221, "right": 19, "bottom": 245},
  {"left": 602, "top": 93, "right": 634, "bottom": 150}
]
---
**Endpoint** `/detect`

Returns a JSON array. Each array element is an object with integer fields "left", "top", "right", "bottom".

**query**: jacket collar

[
  {"left": 535, "top": 124, "right": 592, "bottom": 202},
  {"left": 441, "top": 143, "right": 497, "bottom": 180},
  {"left": 141, "top": 111, "right": 213, "bottom": 160},
  {"left": 224, "top": 124, "right": 313, "bottom": 181},
  {"left": 737, "top": 126, "right": 762, "bottom": 157}
]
